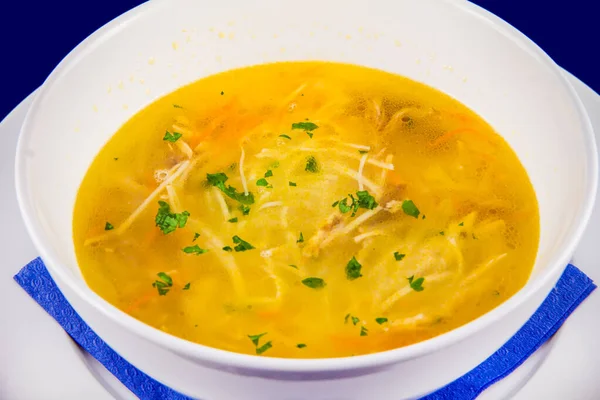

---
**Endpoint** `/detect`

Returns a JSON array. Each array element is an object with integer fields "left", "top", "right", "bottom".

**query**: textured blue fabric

[{"left": 13, "top": 258, "right": 596, "bottom": 400}]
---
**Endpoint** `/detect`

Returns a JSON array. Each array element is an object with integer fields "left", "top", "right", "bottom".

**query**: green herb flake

[
  {"left": 472, "top": 233, "right": 478, "bottom": 240},
  {"left": 407, "top": 275, "right": 425, "bottom": 292},
  {"left": 394, "top": 252, "right": 405, "bottom": 261},
  {"left": 256, "top": 178, "right": 269, "bottom": 187},
  {"left": 297, "top": 232, "right": 304, "bottom": 243},
  {"left": 360, "top": 326, "right": 369, "bottom": 336},
  {"left": 173, "top": 104, "right": 183, "bottom": 109},
  {"left": 256, "top": 341, "right": 272, "bottom": 355},
  {"left": 247, "top": 332, "right": 267, "bottom": 346},
  {"left": 351, "top": 316, "right": 360, "bottom": 326},
  {"left": 183, "top": 283, "right": 191, "bottom": 290},
  {"left": 279, "top": 134, "right": 291, "bottom": 140},
  {"left": 289, "top": 264, "right": 298, "bottom": 269},
  {"left": 297, "top": 343, "right": 307, "bottom": 349},
  {"left": 332, "top": 200, "right": 339, "bottom": 207},
  {"left": 192, "top": 233, "right": 200, "bottom": 242},
  {"left": 292, "top": 121, "right": 319, "bottom": 138},
  {"left": 220, "top": 91, "right": 224, "bottom": 95},
  {"left": 305, "top": 156, "right": 319, "bottom": 173},
  {"left": 264, "top": 170, "right": 273, "bottom": 178},
  {"left": 344, "top": 313, "right": 351, "bottom": 324},
  {"left": 207, "top": 172, "right": 255, "bottom": 205},
  {"left": 163, "top": 131, "right": 182, "bottom": 143},
  {"left": 222, "top": 246, "right": 233, "bottom": 252},
  {"left": 240, "top": 205, "right": 251, "bottom": 215},
  {"left": 439, "top": 231, "right": 445, "bottom": 236},
  {"left": 104, "top": 222, "right": 114, "bottom": 231},
  {"left": 402, "top": 200, "right": 420, "bottom": 218},
  {"left": 335, "top": 190, "right": 379, "bottom": 217},
  {"left": 155, "top": 201, "right": 190, "bottom": 234},
  {"left": 458, "top": 222, "right": 464, "bottom": 227},
  {"left": 375, "top": 317, "right": 388, "bottom": 325},
  {"left": 271, "top": 161, "right": 280, "bottom": 169},
  {"left": 302, "top": 277, "right": 326, "bottom": 289},
  {"left": 228, "top": 217, "right": 239, "bottom": 223},
  {"left": 152, "top": 272, "right": 173, "bottom": 296},
  {"left": 232, "top": 235, "right": 255, "bottom": 252},
  {"left": 289, "top": 181, "right": 297, "bottom": 187},
  {"left": 182, "top": 245, "right": 209, "bottom": 255},
  {"left": 114, "top": 157, "right": 119, "bottom": 161},
  {"left": 345, "top": 256, "right": 363, "bottom": 280},
  {"left": 358, "top": 150, "right": 369, "bottom": 154}
]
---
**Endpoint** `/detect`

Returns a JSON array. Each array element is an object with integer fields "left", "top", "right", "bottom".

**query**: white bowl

[{"left": 15, "top": 0, "right": 598, "bottom": 398}]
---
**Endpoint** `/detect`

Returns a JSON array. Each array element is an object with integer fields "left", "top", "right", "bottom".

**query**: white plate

[{"left": 1, "top": 70, "right": 598, "bottom": 400}]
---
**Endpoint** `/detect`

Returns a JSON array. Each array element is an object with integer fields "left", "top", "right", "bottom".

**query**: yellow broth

[{"left": 73, "top": 62, "right": 539, "bottom": 358}]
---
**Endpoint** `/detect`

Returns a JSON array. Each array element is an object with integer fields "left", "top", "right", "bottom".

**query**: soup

[{"left": 73, "top": 62, "right": 539, "bottom": 358}]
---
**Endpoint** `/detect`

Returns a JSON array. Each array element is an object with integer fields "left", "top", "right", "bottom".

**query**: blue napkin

[{"left": 14, "top": 258, "right": 596, "bottom": 400}]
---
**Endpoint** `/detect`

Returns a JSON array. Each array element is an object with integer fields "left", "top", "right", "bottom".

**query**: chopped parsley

[
  {"left": 183, "top": 283, "right": 191, "bottom": 290},
  {"left": 289, "top": 181, "right": 297, "bottom": 187},
  {"left": 297, "top": 343, "right": 307, "bottom": 349},
  {"left": 163, "top": 131, "right": 182, "bottom": 143},
  {"left": 394, "top": 252, "right": 405, "bottom": 261},
  {"left": 351, "top": 316, "right": 360, "bottom": 326},
  {"left": 402, "top": 200, "right": 420, "bottom": 218},
  {"left": 248, "top": 332, "right": 267, "bottom": 346},
  {"left": 301, "top": 277, "right": 326, "bottom": 289},
  {"left": 360, "top": 326, "right": 369, "bottom": 336},
  {"left": 228, "top": 217, "right": 238, "bottom": 223},
  {"left": 113, "top": 157, "right": 119, "bottom": 161},
  {"left": 207, "top": 172, "right": 255, "bottom": 205},
  {"left": 222, "top": 246, "right": 233, "bottom": 252},
  {"left": 232, "top": 235, "right": 255, "bottom": 252},
  {"left": 289, "top": 264, "right": 298, "bottom": 269},
  {"left": 305, "top": 156, "right": 319, "bottom": 173},
  {"left": 297, "top": 232, "right": 304, "bottom": 243},
  {"left": 375, "top": 317, "right": 388, "bottom": 325},
  {"left": 459, "top": 222, "right": 464, "bottom": 227},
  {"left": 344, "top": 313, "right": 351, "bottom": 324},
  {"left": 271, "top": 161, "right": 280, "bottom": 169},
  {"left": 248, "top": 332, "right": 272, "bottom": 355},
  {"left": 279, "top": 134, "right": 291, "bottom": 140},
  {"left": 472, "top": 233, "right": 478, "bottom": 240},
  {"left": 334, "top": 190, "right": 379, "bottom": 217},
  {"left": 264, "top": 170, "right": 273, "bottom": 178},
  {"left": 155, "top": 201, "right": 190, "bottom": 234},
  {"left": 256, "top": 178, "right": 269, "bottom": 187},
  {"left": 408, "top": 275, "right": 425, "bottom": 292},
  {"left": 192, "top": 233, "right": 200, "bottom": 242},
  {"left": 292, "top": 121, "right": 319, "bottom": 138},
  {"left": 345, "top": 256, "right": 363, "bottom": 280},
  {"left": 358, "top": 150, "right": 369, "bottom": 154},
  {"left": 173, "top": 104, "right": 183, "bottom": 109},
  {"left": 152, "top": 272, "right": 173, "bottom": 296},
  {"left": 104, "top": 222, "right": 114, "bottom": 231},
  {"left": 239, "top": 205, "right": 251, "bottom": 215},
  {"left": 182, "top": 245, "right": 209, "bottom": 255},
  {"left": 256, "top": 341, "right": 272, "bottom": 355},
  {"left": 220, "top": 91, "right": 224, "bottom": 95},
  {"left": 439, "top": 231, "right": 445, "bottom": 236}
]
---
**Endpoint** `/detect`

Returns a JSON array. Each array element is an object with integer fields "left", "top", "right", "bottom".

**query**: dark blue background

[{"left": 1, "top": 1, "right": 598, "bottom": 120}]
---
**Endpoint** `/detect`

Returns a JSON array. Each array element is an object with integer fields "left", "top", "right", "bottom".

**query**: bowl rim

[{"left": 15, "top": 0, "right": 598, "bottom": 373}]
